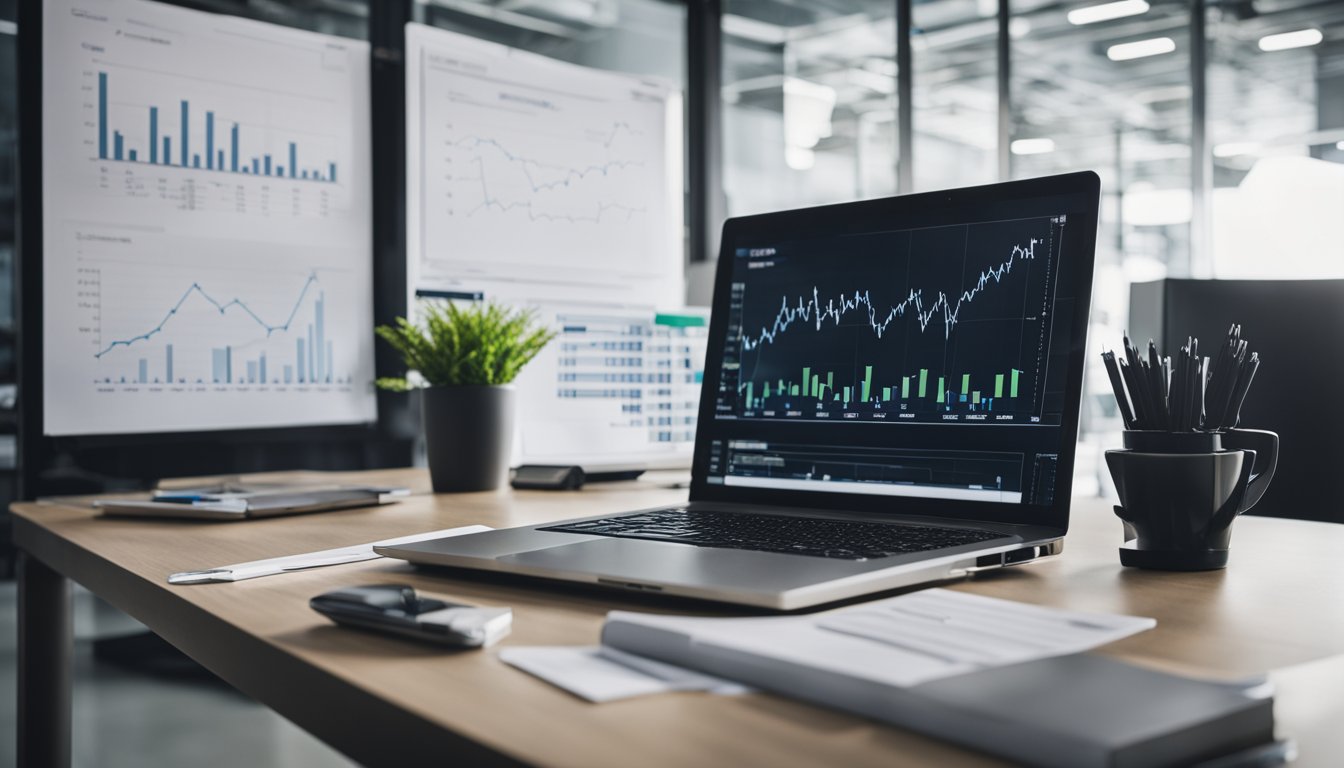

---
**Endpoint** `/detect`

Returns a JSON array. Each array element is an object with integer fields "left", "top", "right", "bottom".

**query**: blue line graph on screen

[{"left": 742, "top": 238, "right": 1041, "bottom": 351}]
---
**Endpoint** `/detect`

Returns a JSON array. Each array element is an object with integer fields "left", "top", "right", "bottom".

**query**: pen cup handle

[{"left": 1221, "top": 429, "right": 1278, "bottom": 513}]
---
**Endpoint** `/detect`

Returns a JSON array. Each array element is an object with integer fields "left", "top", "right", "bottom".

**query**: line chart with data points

[
  {"left": 742, "top": 237, "right": 1041, "bottom": 350},
  {"left": 407, "top": 24, "right": 678, "bottom": 289},
  {"left": 42, "top": 0, "right": 375, "bottom": 435},
  {"left": 718, "top": 215, "right": 1067, "bottom": 426}
]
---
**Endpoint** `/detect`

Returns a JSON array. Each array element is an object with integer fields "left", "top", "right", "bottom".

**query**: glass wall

[
  {"left": 912, "top": 0, "right": 998, "bottom": 192},
  {"left": 721, "top": 0, "right": 897, "bottom": 218},
  {"left": 1208, "top": 0, "right": 1344, "bottom": 279},
  {"left": 415, "top": 0, "right": 684, "bottom": 83}
]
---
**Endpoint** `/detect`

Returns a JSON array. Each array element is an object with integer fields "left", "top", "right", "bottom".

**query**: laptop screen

[{"left": 692, "top": 173, "right": 1099, "bottom": 527}]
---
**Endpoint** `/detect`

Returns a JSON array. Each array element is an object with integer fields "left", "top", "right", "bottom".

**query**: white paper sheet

[{"left": 498, "top": 646, "right": 750, "bottom": 703}]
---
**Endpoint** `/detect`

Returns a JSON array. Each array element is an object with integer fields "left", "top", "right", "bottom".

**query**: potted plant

[{"left": 376, "top": 301, "right": 555, "bottom": 492}]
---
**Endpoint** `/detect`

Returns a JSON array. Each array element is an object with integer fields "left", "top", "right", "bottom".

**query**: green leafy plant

[{"left": 375, "top": 301, "right": 555, "bottom": 390}]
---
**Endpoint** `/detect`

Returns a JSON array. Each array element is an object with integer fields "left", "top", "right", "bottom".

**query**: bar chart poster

[
  {"left": 406, "top": 23, "right": 683, "bottom": 309},
  {"left": 716, "top": 215, "right": 1069, "bottom": 426},
  {"left": 42, "top": 0, "right": 375, "bottom": 435}
]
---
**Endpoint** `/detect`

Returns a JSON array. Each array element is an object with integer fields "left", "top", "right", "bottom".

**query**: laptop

[{"left": 380, "top": 172, "right": 1101, "bottom": 610}]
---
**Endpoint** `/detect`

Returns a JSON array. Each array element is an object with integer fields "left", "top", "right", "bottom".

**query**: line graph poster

[
  {"left": 406, "top": 23, "right": 682, "bottom": 307},
  {"left": 42, "top": 0, "right": 374, "bottom": 435},
  {"left": 719, "top": 216, "right": 1067, "bottom": 425}
]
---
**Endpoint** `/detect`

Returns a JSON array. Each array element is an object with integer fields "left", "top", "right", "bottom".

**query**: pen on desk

[{"left": 166, "top": 525, "right": 494, "bottom": 585}]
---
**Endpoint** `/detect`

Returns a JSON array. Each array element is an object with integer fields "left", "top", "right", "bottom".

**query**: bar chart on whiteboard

[{"left": 41, "top": 0, "right": 375, "bottom": 435}]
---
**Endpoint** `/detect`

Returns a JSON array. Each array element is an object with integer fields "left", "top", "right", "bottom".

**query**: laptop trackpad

[{"left": 499, "top": 537, "right": 864, "bottom": 592}]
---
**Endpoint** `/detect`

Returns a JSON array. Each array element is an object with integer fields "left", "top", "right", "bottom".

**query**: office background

[
  {"left": 3, "top": 0, "right": 1343, "bottom": 563},
  {"left": 0, "top": 1, "right": 1340, "bottom": 765}
]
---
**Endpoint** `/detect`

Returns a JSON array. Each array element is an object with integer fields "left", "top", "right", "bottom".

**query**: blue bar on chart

[
  {"left": 284, "top": 365, "right": 293, "bottom": 384},
  {"left": 98, "top": 72, "right": 108, "bottom": 159},
  {"left": 180, "top": 100, "right": 189, "bottom": 166},
  {"left": 259, "top": 354, "right": 267, "bottom": 384},
  {"left": 226, "top": 346, "right": 232, "bottom": 384},
  {"left": 93, "top": 71, "right": 338, "bottom": 181},
  {"left": 297, "top": 338, "right": 306, "bottom": 383},
  {"left": 166, "top": 344, "right": 173, "bottom": 384},
  {"left": 315, "top": 292, "right": 325, "bottom": 384},
  {"left": 211, "top": 348, "right": 225, "bottom": 383},
  {"left": 307, "top": 324, "right": 315, "bottom": 383},
  {"left": 326, "top": 342, "right": 333, "bottom": 383},
  {"left": 247, "top": 361, "right": 257, "bottom": 384},
  {"left": 138, "top": 359, "right": 147, "bottom": 384}
]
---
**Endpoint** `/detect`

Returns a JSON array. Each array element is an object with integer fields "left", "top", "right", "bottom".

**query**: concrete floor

[{"left": 0, "top": 580, "right": 357, "bottom": 768}]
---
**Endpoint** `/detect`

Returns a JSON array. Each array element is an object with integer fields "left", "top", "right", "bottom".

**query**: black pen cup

[{"left": 1104, "top": 429, "right": 1278, "bottom": 570}]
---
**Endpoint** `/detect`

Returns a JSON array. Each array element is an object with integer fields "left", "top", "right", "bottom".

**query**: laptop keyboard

[{"left": 539, "top": 508, "right": 1008, "bottom": 561}]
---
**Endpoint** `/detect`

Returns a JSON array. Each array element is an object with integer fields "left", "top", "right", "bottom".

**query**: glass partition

[
  {"left": 912, "top": 0, "right": 998, "bottom": 192},
  {"left": 1208, "top": 0, "right": 1344, "bottom": 278},
  {"left": 721, "top": 0, "right": 897, "bottom": 218}
]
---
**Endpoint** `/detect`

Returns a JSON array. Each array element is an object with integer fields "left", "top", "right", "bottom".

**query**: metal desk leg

[{"left": 17, "top": 551, "right": 72, "bottom": 768}]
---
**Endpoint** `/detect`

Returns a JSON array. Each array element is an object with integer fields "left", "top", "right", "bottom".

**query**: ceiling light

[
  {"left": 1213, "top": 142, "right": 1260, "bottom": 158},
  {"left": 1068, "top": 0, "right": 1150, "bottom": 26},
  {"left": 1258, "top": 29, "right": 1323, "bottom": 52},
  {"left": 1011, "top": 138, "right": 1056, "bottom": 155},
  {"left": 1107, "top": 37, "right": 1175, "bottom": 61}
]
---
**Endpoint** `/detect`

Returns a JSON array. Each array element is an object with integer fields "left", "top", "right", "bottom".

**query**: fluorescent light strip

[
  {"left": 1107, "top": 37, "right": 1175, "bottom": 61},
  {"left": 1258, "top": 29, "right": 1323, "bottom": 52},
  {"left": 1068, "top": 0, "right": 1150, "bottom": 26},
  {"left": 1011, "top": 138, "right": 1056, "bottom": 155}
]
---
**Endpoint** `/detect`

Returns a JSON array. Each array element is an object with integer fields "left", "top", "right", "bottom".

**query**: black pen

[
  {"left": 1101, "top": 351, "right": 1135, "bottom": 429},
  {"left": 1229, "top": 353, "right": 1260, "bottom": 428}
]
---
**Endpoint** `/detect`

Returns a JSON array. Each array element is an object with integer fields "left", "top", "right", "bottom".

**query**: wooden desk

[{"left": 13, "top": 469, "right": 1344, "bottom": 767}]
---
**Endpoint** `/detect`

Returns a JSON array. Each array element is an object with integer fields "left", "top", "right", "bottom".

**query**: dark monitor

[
  {"left": 17, "top": 0, "right": 404, "bottom": 498},
  {"left": 691, "top": 172, "right": 1101, "bottom": 532},
  {"left": 1128, "top": 279, "right": 1344, "bottom": 523}
]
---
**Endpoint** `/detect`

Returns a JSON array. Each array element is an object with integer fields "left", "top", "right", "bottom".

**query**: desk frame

[{"left": 13, "top": 517, "right": 520, "bottom": 768}]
